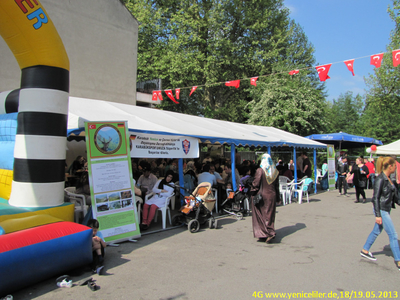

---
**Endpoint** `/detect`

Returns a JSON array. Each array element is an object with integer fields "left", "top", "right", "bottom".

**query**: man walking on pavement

[{"left": 337, "top": 156, "right": 349, "bottom": 196}]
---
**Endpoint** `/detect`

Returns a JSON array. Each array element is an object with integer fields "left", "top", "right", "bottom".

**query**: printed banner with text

[
  {"left": 85, "top": 121, "right": 141, "bottom": 243},
  {"left": 129, "top": 132, "right": 199, "bottom": 158},
  {"left": 327, "top": 144, "right": 336, "bottom": 189}
]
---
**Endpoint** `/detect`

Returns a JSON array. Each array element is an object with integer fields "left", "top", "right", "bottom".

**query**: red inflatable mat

[{"left": 0, "top": 221, "right": 90, "bottom": 253}]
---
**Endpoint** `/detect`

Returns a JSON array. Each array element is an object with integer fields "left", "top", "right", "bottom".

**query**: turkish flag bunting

[
  {"left": 250, "top": 77, "right": 258, "bottom": 86},
  {"left": 392, "top": 49, "right": 400, "bottom": 67},
  {"left": 225, "top": 80, "right": 240, "bottom": 89},
  {"left": 316, "top": 64, "right": 332, "bottom": 82},
  {"left": 370, "top": 53, "right": 384, "bottom": 68},
  {"left": 175, "top": 88, "right": 180, "bottom": 99},
  {"left": 152, "top": 91, "right": 159, "bottom": 101},
  {"left": 344, "top": 59, "right": 355, "bottom": 76},
  {"left": 165, "top": 90, "right": 179, "bottom": 104},
  {"left": 156, "top": 90, "right": 163, "bottom": 100},
  {"left": 189, "top": 86, "right": 197, "bottom": 96},
  {"left": 288, "top": 70, "right": 299, "bottom": 75}
]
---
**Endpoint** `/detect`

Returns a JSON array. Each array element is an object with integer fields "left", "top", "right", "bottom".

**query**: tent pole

[
  {"left": 313, "top": 149, "right": 317, "bottom": 194},
  {"left": 268, "top": 146, "right": 271, "bottom": 156},
  {"left": 231, "top": 144, "right": 237, "bottom": 191},
  {"left": 293, "top": 148, "right": 297, "bottom": 185},
  {"left": 178, "top": 158, "right": 184, "bottom": 206}
]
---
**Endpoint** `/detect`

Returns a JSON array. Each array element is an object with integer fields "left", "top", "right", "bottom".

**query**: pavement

[{"left": 8, "top": 188, "right": 400, "bottom": 300}]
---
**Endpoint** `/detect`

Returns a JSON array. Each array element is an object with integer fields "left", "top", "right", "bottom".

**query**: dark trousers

[
  {"left": 338, "top": 176, "right": 347, "bottom": 194},
  {"left": 91, "top": 245, "right": 105, "bottom": 269},
  {"left": 355, "top": 186, "right": 366, "bottom": 201}
]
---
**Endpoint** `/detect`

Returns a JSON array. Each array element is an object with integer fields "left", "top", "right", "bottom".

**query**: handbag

[
  {"left": 253, "top": 193, "right": 263, "bottom": 205},
  {"left": 358, "top": 180, "right": 366, "bottom": 188}
]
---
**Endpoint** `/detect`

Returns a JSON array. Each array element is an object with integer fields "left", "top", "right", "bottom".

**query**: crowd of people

[
  {"left": 65, "top": 150, "right": 400, "bottom": 272},
  {"left": 336, "top": 155, "right": 376, "bottom": 203},
  {"left": 130, "top": 156, "right": 260, "bottom": 230}
]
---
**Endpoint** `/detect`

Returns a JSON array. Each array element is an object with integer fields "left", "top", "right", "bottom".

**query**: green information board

[{"left": 85, "top": 121, "right": 141, "bottom": 243}]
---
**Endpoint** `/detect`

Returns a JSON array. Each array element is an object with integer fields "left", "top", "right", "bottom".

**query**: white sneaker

[
  {"left": 96, "top": 265, "right": 104, "bottom": 275},
  {"left": 360, "top": 250, "right": 377, "bottom": 261},
  {"left": 57, "top": 279, "right": 72, "bottom": 288}
]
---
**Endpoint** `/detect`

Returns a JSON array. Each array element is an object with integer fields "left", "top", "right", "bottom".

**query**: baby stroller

[
  {"left": 172, "top": 182, "right": 217, "bottom": 233},
  {"left": 220, "top": 175, "right": 252, "bottom": 219}
]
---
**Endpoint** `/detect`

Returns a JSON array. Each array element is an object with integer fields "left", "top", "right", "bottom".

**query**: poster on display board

[
  {"left": 85, "top": 121, "right": 140, "bottom": 243},
  {"left": 129, "top": 132, "right": 199, "bottom": 158},
  {"left": 327, "top": 144, "right": 336, "bottom": 189}
]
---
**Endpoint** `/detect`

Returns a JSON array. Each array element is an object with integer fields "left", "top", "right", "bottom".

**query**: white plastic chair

[
  {"left": 290, "top": 177, "right": 310, "bottom": 204},
  {"left": 145, "top": 192, "right": 174, "bottom": 229},
  {"left": 285, "top": 179, "right": 295, "bottom": 204},
  {"left": 135, "top": 195, "right": 143, "bottom": 223},
  {"left": 279, "top": 176, "right": 290, "bottom": 205},
  {"left": 316, "top": 169, "right": 324, "bottom": 182},
  {"left": 64, "top": 187, "right": 88, "bottom": 223}
]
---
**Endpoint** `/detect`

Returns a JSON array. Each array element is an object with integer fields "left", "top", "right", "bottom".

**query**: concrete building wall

[{"left": 0, "top": 0, "right": 138, "bottom": 105}]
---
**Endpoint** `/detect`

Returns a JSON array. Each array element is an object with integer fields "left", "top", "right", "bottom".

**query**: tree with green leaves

[
  {"left": 246, "top": 20, "right": 328, "bottom": 136},
  {"left": 362, "top": 0, "right": 400, "bottom": 144},
  {"left": 325, "top": 91, "right": 364, "bottom": 135},
  {"left": 124, "top": 0, "right": 327, "bottom": 131}
]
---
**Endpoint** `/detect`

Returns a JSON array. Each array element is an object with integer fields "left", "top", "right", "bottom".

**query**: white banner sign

[{"left": 129, "top": 132, "right": 199, "bottom": 158}]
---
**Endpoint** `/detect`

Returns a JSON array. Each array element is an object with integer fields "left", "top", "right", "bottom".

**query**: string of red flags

[
  {"left": 316, "top": 64, "right": 331, "bottom": 82},
  {"left": 189, "top": 86, "right": 197, "bottom": 96},
  {"left": 225, "top": 80, "right": 240, "bottom": 88},
  {"left": 152, "top": 49, "right": 400, "bottom": 103},
  {"left": 393, "top": 49, "right": 400, "bottom": 67},
  {"left": 344, "top": 59, "right": 355, "bottom": 76},
  {"left": 370, "top": 53, "right": 384, "bottom": 68},
  {"left": 165, "top": 89, "right": 179, "bottom": 104}
]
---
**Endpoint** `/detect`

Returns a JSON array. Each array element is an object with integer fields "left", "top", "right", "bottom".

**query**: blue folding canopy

[{"left": 305, "top": 132, "right": 383, "bottom": 149}]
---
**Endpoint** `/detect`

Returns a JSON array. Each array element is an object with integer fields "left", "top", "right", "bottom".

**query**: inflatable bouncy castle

[{"left": 0, "top": 0, "right": 92, "bottom": 295}]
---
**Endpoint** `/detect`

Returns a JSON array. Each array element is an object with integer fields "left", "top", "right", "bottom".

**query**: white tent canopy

[
  {"left": 375, "top": 139, "right": 400, "bottom": 155},
  {"left": 67, "top": 96, "right": 327, "bottom": 149}
]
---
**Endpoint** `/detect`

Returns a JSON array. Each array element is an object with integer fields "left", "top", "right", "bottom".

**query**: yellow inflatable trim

[
  {"left": 0, "top": 214, "right": 63, "bottom": 234},
  {"left": 0, "top": 169, "right": 12, "bottom": 200},
  {"left": 0, "top": 203, "right": 74, "bottom": 223},
  {"left": 0, "top": 0, "right": 69, "bottom": 70}
]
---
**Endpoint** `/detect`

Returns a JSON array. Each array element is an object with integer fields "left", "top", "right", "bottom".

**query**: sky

[{"left": 284, "top": 0, "right": 395, "bottom": 102}]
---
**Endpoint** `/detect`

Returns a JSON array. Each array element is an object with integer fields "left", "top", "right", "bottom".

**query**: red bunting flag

[
  {"left": 225, "top": 80, "right": 240, "bottom": 89},
  {"left": 392, "top": 49, "right": 400, "bottom": 67},
  {"left": 189, "top": 86, "right": 197, "bottom": 96},
  {"left": 165, "top": 89, "right": 179, "bottom": 104},
  {"left": 175, "top": 88, "right": 180, "bottom": 99},
  {"left": 152, "top": 91, "right": 158, "bottom": 101},
  {"left": 250, "top": 77, "right": 258, "bottom": 86},
  {"left": 344, "top": 59, "right": 355, "bottom": 76},
  {"left": 288, "top": 70, "right": 299, "bottom": 75},
  {"left": 370, "top": 53, "right": 383, "bottom": 68},
  {"left": 157, "top": 90, "right": 163, "bottom": 100},
  {"left": 315, "top": 64, "right": 332, "bottom": 82}
]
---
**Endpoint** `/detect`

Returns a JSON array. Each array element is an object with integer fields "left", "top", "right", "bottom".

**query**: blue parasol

[{"left": 305, "top": 132, "right": 383, "bottom": 150}]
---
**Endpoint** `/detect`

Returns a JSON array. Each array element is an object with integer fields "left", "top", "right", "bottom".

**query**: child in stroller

[
  {"left": 172, "top": 182, "right": 217, "bottom": 233},
  {"left": 220, "top": 173, "right": 252, "bottom": 219}
]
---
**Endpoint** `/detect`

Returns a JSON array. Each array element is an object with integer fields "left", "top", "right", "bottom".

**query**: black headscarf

[{"left": 158, "top": 170, "right": 175, "bottom": 189}]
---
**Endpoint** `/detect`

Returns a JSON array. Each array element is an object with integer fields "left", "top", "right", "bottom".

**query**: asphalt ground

[{"left": 9, "top": 188, "right": 400, "bottom": 300}]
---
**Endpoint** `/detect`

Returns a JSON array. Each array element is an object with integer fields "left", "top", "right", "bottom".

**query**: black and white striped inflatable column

[{"left": 8, "top": 66, "right": 69, "bottom": 207}]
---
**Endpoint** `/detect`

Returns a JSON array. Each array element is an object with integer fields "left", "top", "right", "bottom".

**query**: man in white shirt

[{"left": 137, "top": 164, "right": 158, "bottom": 197}]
